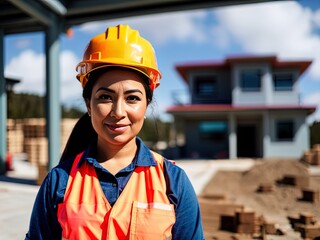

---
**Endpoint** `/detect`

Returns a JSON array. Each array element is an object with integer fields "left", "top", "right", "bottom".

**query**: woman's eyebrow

[
  {"left": 95, "top": 87, "right": 143, "bottom": 95},
  {"left": 125, "top": 89, "right": 143, "bottom": 95},
  {"left": 96, "top": 87, "right": 114, "bottom": 93}
]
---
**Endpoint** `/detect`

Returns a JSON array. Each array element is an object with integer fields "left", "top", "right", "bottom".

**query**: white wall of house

[
  {"left": 263, "top": 110, "right": 309, "bottom": 158},
  {"left": 232, "top": 63, "right": 300, "bottom": 106},
  {"left": 271, "top": 69, "right": 300, "bottom": 105},
  {"left": 232, "top": 63, "right": 271, "bottom": 105}
]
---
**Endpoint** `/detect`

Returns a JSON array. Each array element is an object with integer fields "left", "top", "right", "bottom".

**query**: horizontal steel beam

[{"left": 8, "top": 0, "right": 58, "bottom": 27}]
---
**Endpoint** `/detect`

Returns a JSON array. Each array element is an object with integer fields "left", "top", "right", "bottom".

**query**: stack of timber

[
  {"left": 60, "top": 118, "right": 77, "bottom": 152},
  {"left": 7, "top": 119, "right": 24, "bottom": 154},
  {"left": 22, "top": 118, "right": 47, "bottom": 166},
  {"left": 301, "top": 144, "right": 320, "bottom": 166}
]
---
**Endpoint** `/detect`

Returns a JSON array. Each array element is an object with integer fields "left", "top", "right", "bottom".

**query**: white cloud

[
  {"left": 60, "top": 50, "right": 83, "bottom": 104},
  {"left": 303, "top": 91, "right": 320, "bottom": 105},
  {"left": 313, "top": 8, "right": 320, "bottom": 27},
  {"left": 5, "top": 50, "right": 45, "bottom": 94},
  {"left": 128, "top": 11, "right": 207, "bottom": 45},
  {"left": 215, "top": 2, "right": 313, "bottom": 56},
  {"left": 78, "top": 10, "right": 207, "bottom": 45},
  {"left": 214, "top": 1, "right": 320, "bottom": 80},
  {"left": 4, "top": 49, "right": 83, "bottom": 106}
]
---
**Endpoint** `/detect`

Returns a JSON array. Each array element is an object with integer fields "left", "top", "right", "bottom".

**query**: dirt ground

[{"left": 199, "top": 158, "right": 320, "bottom": 240}]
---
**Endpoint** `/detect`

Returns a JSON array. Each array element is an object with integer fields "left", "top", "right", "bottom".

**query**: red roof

[
  {"left": 176, "top": 55, "right": 312, "bottom": 83},
  {"left": 167, "top": 104, "right": 316, "bottom": 114}
]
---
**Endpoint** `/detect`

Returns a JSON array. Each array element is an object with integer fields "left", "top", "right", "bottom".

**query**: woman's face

[{"left": 86, "top": 69, "right": 148, "bottom": 147}]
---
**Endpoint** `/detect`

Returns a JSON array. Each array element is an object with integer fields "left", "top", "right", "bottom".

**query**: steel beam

[{"left": 8, "top": 0, "right": 57, "bottom": 27}]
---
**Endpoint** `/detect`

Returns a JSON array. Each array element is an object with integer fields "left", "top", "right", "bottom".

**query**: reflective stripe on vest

[{"left": 57, "top": 151, "right": 176, "bottom": 240}]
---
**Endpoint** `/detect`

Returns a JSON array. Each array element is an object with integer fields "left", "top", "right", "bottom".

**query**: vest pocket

[{"left": 129, "top": 201, "right": 175, "bottom": 240}]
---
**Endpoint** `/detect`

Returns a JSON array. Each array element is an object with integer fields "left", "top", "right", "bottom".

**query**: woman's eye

[
  {"left": 98, "top": 94, "right": 112, "bottom": 101},
  {"left": 127, "top": 95, "right": 141, "bottom": 102}
]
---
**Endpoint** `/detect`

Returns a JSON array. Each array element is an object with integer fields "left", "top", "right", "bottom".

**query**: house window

[
  {"left": 273, "top": 73, "right": 293, "bottom": 91},
  {"left": 276, "top": 120, "right": 294, "bottom": 141},
  {"left": 194, "top": 76, "right": 217, "bottom": 97},
  {"left": 199, "top": 121, "right": 227, "bottom": 141},
  {"left": 240, "top": 69, "right": 261, "bottom": 91}
]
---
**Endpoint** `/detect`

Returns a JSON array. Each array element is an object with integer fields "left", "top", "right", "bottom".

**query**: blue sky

[{"left": 4, "top": 0, "right": 320, "bottom": 122}]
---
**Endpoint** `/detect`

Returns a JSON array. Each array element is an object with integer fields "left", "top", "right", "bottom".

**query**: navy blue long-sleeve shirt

[{"left": 25, "top": 137, "right": 204, "bottom": 239}]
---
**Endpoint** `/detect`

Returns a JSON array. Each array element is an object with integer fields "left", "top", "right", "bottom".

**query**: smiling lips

[{"left": 106, "top": 123, "right": 129, "bottom": 133}]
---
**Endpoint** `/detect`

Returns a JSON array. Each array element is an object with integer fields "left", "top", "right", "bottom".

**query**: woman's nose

[{"left": 110, "top": 100, "right": 125, "bottom": 119}]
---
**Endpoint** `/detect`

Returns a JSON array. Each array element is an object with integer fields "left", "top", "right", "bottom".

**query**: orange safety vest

[{"left": 57, "top": 151, "right": 176, "bottom": 240}]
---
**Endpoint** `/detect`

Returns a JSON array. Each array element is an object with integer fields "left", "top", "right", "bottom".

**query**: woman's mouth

[{"left": 106, "top": 124, "right": 129, "bottom": 133}]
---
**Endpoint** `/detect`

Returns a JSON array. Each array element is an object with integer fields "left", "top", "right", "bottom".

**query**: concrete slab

[
  {"left": 176, "top": 159, "right": 255, "bottom": 195},
  {"left": 0, "top": 181, "right": 38, "bottom": 240},
  {"left": 0, "top": 154, "right": 39, "bottom": 240}
]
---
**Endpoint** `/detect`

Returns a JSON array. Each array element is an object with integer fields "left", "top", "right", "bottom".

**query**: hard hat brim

[{"left": 77, "top": 63, "right": 160, "bottom": 90}]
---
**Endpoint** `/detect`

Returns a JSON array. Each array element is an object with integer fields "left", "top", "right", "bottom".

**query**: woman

[{"left": 26, "top": 24, "right": 204, "bottom": 240}]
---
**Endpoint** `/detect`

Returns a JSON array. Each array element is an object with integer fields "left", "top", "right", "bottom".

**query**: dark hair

[
  {"left": 60, "top": 67, "right": 153, "bottom": 163},
  {"left": 60, "top": 112, "right": 96, "bottom": 162}
]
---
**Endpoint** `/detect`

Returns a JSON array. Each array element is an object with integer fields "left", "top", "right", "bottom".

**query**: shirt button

[{"left": 112, "top": 183, "right": 117, "bottom": 187}]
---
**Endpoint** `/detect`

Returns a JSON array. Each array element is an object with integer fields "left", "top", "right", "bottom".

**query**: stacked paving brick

[
  {"left": 278, "top": 174, "right": 320, "bottom": 204},
  {"left": 278, "top": 174, "right": 320, "bottom": 239},
  {"left": 288, "top": 213, "right": 320, "bottom": 240},
  {"left": 198, "top": 196, "right": 243, "bottom": 239},
  {"left": 301, "top": 144, "right": 320, "bottom": 165},
  {"left": 235, "top": 209, "right": 255, "bottom": 234},
  {"left": 199, "top": 195, "right": 279, "bottom": 239},
  {"left": 301, "top": 189, "right": 320, "bottom": 203}
]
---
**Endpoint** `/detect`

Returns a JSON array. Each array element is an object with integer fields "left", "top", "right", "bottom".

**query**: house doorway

[{"left": 237, "top": 124, "right": 259, "bottom": 158}]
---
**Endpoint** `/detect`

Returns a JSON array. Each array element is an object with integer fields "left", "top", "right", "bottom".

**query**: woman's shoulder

[
  {"left": 34, "top": 157, "right": 75, "bottom": 204},
  {"left": 51, "top": 157, "right": 74, "bottom": 175},
  {"left": 43, "top": 157, "right": 74, "bottom": 188},
  {"left": 161, "top": 157, "right": 189, "bottom": 181}
]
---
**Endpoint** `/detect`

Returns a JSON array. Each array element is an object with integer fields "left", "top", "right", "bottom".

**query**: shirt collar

[
  {"left": 77, "top": 137, "right": 157, "bottom": 168},
  {"left": 135, "top": 137, "right": 157, "bottom": 167}
]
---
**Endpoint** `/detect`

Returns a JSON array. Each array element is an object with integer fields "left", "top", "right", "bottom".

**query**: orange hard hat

[{"left": 76, "top": 24, "right": 161, "bottom": 91}]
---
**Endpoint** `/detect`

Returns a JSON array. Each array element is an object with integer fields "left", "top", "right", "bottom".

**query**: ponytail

[{"left": 60, "top": 113, "right": 97, "bottom": 163}]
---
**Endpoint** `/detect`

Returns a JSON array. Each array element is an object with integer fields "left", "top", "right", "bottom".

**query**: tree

[
  {"left": 7, "top": 92, "right": 84, "bottom": 119},
  {"left": 61, "top": 106, "right": 84, "bottom": 118},
  {"left": 139, "top": 118, "right": 170, "bottom": 144},
  {"left": 310, "top": 121, "right": 320, "bottom": 147},
  {"left": 8, "top": 92, "right": 45, "bottom": 118}
]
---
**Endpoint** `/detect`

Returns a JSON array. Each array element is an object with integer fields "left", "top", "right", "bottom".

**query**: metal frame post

[
  {"left": 0, "top": 29, "right": 6, "bottom": 174},
  {"left": 45, "top": 24, "right": 61, "bottom": 169}
]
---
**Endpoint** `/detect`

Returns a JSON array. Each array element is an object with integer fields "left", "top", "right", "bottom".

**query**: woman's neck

[{"left": 95, "top": 137, "right": 137, "bottom": 174}]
